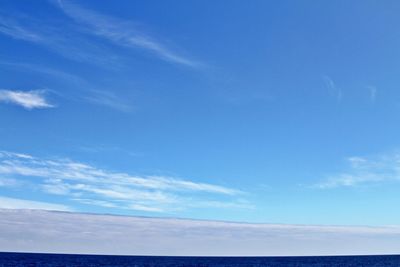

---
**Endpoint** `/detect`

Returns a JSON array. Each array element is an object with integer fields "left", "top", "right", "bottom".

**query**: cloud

[
  {"left": 0, "top": 14, "right": 119, "bottom": 66},
  {"left": 1, "top": 209, "right": 400, "bottom": 256},
  {"left": 84, "top": 90, "right": 132, "bottom": 112},
  {"left": 0, "top": 61, "right": 86, "bottom": 85},
  {"left": 0, "top": 61, "right": 134, "bottom": 112},
  {"left": 0, "top": 178, "right": 19, "bottom": 187},
  {"left": 55, "top": 0, "right": 200, "bottom": 67},
  {"left": 0, "top": 16, "right": 42, "bottom": 42},
  {"left": 322, "top": 75, "right": 342, "bottom": 102},
  {"left": 0, "top": 197, "right": 70, "bottom": 211},
  {"left": 1, "top": 3, "right": 200, "bottom": 67},
  {"left": 0, "top": 151, "right": 245, "bottom": 213},
  {"left": 0, "top": 89, "right": 54, "bottom": 109},
  {"left": 368, "top": 86, "right": 377, "bottom": 103},
  {"left": 314, "top": 153, "right": 400, "bottom": 188}
]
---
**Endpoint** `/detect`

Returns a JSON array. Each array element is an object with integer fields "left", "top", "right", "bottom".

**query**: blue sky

[{"left": 1, "top": 0, "right": 400, "bottom": 226}]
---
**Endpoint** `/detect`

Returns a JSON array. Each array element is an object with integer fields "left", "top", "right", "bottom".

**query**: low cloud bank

[{"left": 0, "top": 209, "right": 399, "bottom": 256}]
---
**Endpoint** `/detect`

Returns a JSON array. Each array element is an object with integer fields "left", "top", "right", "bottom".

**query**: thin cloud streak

[
  {"left": 0, "top": 89, "right": 54, "bottom": 109},
  {"left": 0, "top": 151, "right": 246, "bottom": 212},
  {"left": 84, "top": 90, "right": 133, "bottom": 112},
  {"left": 323, "top": 75, "right": 342, "bottom": 102},
  {"left": 315, "top": 153, "right": 400, "bottom": 188},
  {"left": 0, "top": 14, "right": 119, "bottom": 66},
  {"left": 0, "top": 16, "right": 42, "bottom": 42},
  {"left": 368, "top": 86, "right": 377, "bottom": 103},
  {"left": 1, "top": 209, "right": 400, "bottom": 256},
  {"left": 0, "top": 197, "right": 71, "bottom": 211},
  {"left": 0, "top": 61, "right": 133, "bottom": 112},
  {"left": 56, "top": 0, "right": 200, "bottom": 67}
]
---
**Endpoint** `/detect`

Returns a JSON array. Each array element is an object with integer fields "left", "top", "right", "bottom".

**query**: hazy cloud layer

[{"left": 1, "top": 209, "right": 400, "bottom": 256}]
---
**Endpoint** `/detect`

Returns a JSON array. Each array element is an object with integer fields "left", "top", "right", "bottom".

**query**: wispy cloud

[
  {"left": 0, "top": 151, "right": 246, "bottom": 212},
  {"left": 323, "top": 75, "right": 342, "bottom": 102},
  {"left": 1, "top": 3, "right": 199, "bottom": 67},
  {"left": 0, "top": 178, "right": 19, "bottom": 187},
  {"left": 0, "top": 61, "right": 86, "bottom": 85},
  {"left": 0, "top": 61, "right": 133, "bottom": 112},
  {"left": 55, "top": 0, "right": 200, "bottom": 67},
  {"left": 0, "top": 14, "right": 119, "bottom": 65},
  {"left": 368, "top": 86, "right": 377, "bottom": 103},
  {"left": 0, "top": 89, "right": 54, "bottom": 109},
  {"left": 0, "top": 197, "right": 71, "bottom": 211},
  {"left": 1, "top": 209, "right": 400, "bottom": 256},
  {"left": 315, "top": 152, "right": 400, "bottom": 188},
  {"left": 84, "top": 90, "right": 132, "bottom": 112},
  {"left": 0, "top": 16, "right": 42, "bottom": 42}
]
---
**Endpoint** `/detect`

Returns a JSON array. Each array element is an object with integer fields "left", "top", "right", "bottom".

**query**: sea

[{"left": 0, "top": 252, "right": 399, "bottom": 267}]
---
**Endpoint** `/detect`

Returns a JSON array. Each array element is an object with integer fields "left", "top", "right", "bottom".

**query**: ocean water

[{"left": 0, "top": 252, "right": 399, "bottom": 267}]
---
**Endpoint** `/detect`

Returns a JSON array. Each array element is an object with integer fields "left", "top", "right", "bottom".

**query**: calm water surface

[{"left": 0, "top": 252, "right": 399, "bottom": 267}]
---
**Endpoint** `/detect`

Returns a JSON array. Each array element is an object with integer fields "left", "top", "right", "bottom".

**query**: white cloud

[
  {"left": 0, "top": 89, "right": 54, "bottom": 109},
  {"left": 315, "top": 152, "right": 400, "bottom": 188},
  {"left": 1, "top": 209, "right": 400, "bottom": 256},
  {"left": 0, "top": 151, "right": 245, "bottom": 212},
  {"left": 55, "top": 0, "right": 200, "bottom": 67},
  {"left": 0, "top": 61, "right": 135, "bottom": 112},
  {"left": 0, "top": 197, "right": 70, "bottom": 211}
]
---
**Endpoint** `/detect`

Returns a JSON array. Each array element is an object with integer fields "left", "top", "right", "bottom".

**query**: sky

[{"left": 1, "top": 0, "right": 400, "bottom": 231}]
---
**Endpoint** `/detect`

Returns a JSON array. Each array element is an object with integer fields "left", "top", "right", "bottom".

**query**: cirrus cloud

[
  {"left": 0, "top": 151, "right": 249, "bottom": 213},
  {"left": 314, "top": 152, "right": 400, "bottom": 189}
]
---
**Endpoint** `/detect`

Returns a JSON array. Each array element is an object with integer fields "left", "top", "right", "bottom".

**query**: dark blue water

[{"left": 0, "top": 252, "right": 399, "bottom": 267}]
